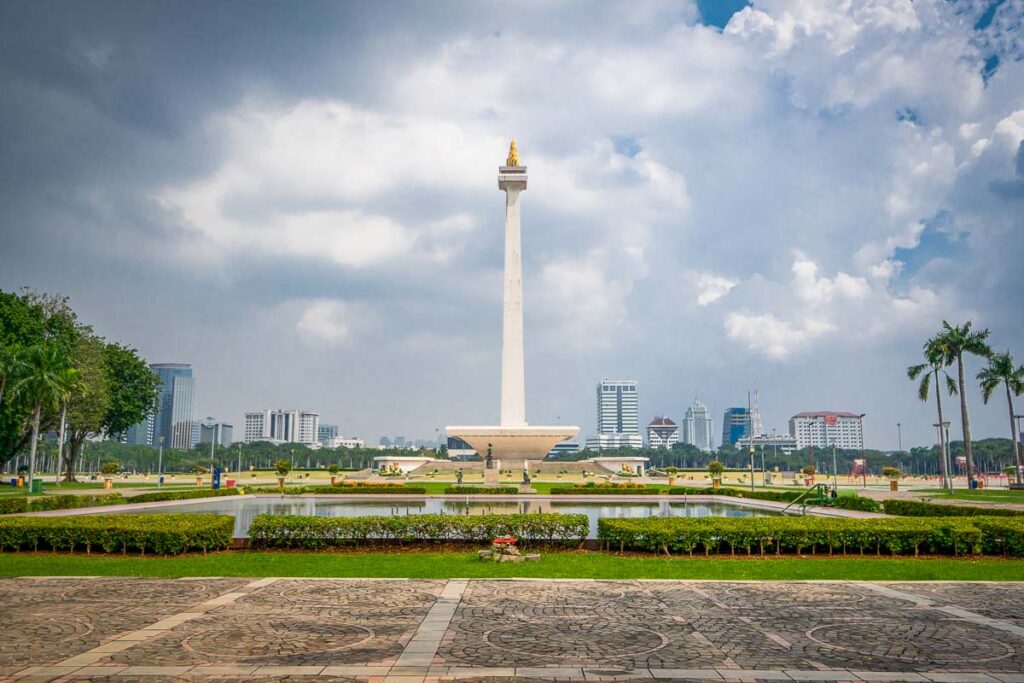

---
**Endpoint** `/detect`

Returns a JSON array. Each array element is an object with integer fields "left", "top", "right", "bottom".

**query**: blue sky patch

[{"left": 697, "top": 0, "right": 750, "bottom": 29}]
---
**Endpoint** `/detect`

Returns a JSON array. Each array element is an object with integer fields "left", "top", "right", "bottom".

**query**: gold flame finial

[{"left": 506, "top": 138, "right": 519, "bottom": 167}]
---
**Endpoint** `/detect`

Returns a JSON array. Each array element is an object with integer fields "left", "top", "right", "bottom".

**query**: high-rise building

[
  {"left": 124, "top": 415, "right": 154, "bottom": 447},
  {"left": 736, "top": 433, "right": 798, "bottom": 454},
  {"left": 789, "top": 412, "right": 865, "bottom": 450},
  {"left": 647, "top": 417, "right": 679, "bottom": 449},
  {"left": 199, "top": 417, "right": 234, "bottom": 447},
  {"left": 682, "top": 398, "right": 714, "bottom": 452},
  {"left": 243, "top": 409, "right": 320, "bottom": 444},
  {"left": 134, "top": 363, "right": 197, "bottom": 450},
  {"left": 721, "top": 407, "right": 751, "bottom": 448},
  {"left": 585, "top": 380, "right": 642, "bottom": 450},
  {"left": 318, "top": 424, "right": 338, "bottom": 443}
]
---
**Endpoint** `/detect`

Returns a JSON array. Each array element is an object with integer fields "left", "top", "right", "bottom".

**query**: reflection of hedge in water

[
  {"left": 249, "top": 512, "right": 589, "bottom": 549},
  {"left": 444, "top": 486, "right": 520, "bottom": 494},
  {"left": 598, "top": 516, "right": 1024, "bottom": 556},
  {"left": 0, "top": 514, "right": 234, "bottom": 554}
]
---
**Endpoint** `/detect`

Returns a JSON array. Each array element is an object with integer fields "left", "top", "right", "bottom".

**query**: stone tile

[
  {"left": 784, "top": 671, "right": 856, "bottom": 681},
  {"left": 851, "top": 673, "right": 929, "bottom": 682}
]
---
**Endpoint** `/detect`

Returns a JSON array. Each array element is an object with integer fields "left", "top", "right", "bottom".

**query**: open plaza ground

[{"left": 3, "top": 577, "right": 1024, "bottom": 683}]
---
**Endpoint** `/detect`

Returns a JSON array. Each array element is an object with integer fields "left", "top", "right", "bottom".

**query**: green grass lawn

[
  {"left": 1, "top": 551, "right": 1022, "bottom": 580},
  {"left": 929, "top": 489, "right": 1024, "bottom": 505}
]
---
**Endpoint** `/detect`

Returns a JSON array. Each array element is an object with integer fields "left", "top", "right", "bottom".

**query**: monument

[{"left": 447, "top": 141, "right": 579, "bottom": 479}]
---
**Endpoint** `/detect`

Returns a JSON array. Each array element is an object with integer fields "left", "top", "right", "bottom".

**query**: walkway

[{"left": 2, "top": 578, "right": 1023, "bottom": 682}]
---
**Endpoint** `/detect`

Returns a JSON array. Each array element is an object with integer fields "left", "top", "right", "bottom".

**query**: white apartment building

[
  {"left": 789, "top": 412, "right": 864, "bottom": 450},
  {"left": 244, "top": 409, "right": 320, "bottom": 444},
  {"left": 736, "top": 433, "right": 799, "bottom": 455},
  {"left": 587, "top": 379, "right": 643, "bottom": 451},
  {"left": 647, "top": 417, "right": 679, "bottom": 449},
  {"left": 682, "top": 398, "right": 714, "bottom": 452}
]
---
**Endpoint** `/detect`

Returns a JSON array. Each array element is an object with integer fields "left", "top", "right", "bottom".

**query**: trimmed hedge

[
  {"left": 882, "top": 499, "right": 1022, "bottom": 518},
  {"left": 249, "top": 512, "right": 588, "bottom": 550},
  {"left": 597, "top": 516, "right": 990, "bottom": 557},
  {"left": 251, "top": 485, "right": 427, "bottom": 495},
  {"left": 669, "top": 486, "right": 802, "bottom": 503},
  {"left": 668, "top": 486, "right": 881, "bottom": 512},
  {"left": 444, "top": 486, "right": 520, "bottom": 494},
  {"left": 0, "top": 494, "right": 125, "bottom": 515},
  {"left": 127, "top": 488, "right": 241, "bottom": 504},
  {"left": 550, "top": 484, "right": 663, "bottom": 495},
  {"left": 0, "top": 514, "right": 234, "bottom": 555},
  {"left": 975, "top": 517, "right": 1024, "bottom": 556}
]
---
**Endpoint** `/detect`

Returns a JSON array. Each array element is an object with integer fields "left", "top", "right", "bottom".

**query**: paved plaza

[{"left": 1, "top": 578, "right": 1023, "bottom": 683}]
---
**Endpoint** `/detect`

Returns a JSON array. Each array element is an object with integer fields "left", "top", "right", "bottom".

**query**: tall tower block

[{"left": 499, "top": 139, "right": 527, "bottom": 426}]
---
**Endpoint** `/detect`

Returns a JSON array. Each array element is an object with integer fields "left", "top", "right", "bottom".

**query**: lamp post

[
  {"left": 897, "top": 422, "right": 902, "bottom": 454},
  {"left": 760, "top": 444, "right": 766, "bottom": 487},
  {"left": 748, "top": 442, "right": 755, "bottom": 492},
  {"left": 157, "top": 436, "right": 164, "bottom": 489},
  {"left": 831, "top": 439, "right": 838, "bottom": 492}
]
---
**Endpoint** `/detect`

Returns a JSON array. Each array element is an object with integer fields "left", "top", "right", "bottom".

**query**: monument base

[
  {"left": 445, "top": 425, "right": 579, "bottom": 460},
  {"left": 484, "top": 468, "right": 500, "bottom": 486}
]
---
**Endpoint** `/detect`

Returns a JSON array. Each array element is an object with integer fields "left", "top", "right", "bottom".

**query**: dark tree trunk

[{"left": 957, "top": 354, "right": 974, "bottom": 478}]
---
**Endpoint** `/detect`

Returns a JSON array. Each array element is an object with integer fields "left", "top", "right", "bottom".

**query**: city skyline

[{"left": 1, "top": 3, "right": 1021, "bottom": 450}]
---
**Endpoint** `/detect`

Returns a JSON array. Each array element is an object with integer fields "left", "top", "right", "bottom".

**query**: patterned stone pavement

[{"left": 1, "top": 578, "right": 1023, "bottom": 683}]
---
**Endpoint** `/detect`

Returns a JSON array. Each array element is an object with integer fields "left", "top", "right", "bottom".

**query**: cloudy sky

[{"left": 1, "top": 0, "right": 1022, "bottom": 449}]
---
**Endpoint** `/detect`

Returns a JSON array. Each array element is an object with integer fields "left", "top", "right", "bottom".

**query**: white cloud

[
  {"left": 295, "top": 299, "right": 352, "bottom": 346},
  {"left": 791, "top": 255, "right": 870, "bottom": 303},
  {"left": 695, "top": 273, "right": 738, "bottom": 306},
  {"left": 724, "top": 312, "right": 835, "bottom": 360}
]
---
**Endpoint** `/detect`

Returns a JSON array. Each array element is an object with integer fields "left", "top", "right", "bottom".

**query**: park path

[{"left": 2, "top": 577, "right": 1024, "bottom": 682}]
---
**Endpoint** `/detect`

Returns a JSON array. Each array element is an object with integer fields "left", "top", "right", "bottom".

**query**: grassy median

[{"left": 1, "top": 551, "right": 1023, "bottom": 580}]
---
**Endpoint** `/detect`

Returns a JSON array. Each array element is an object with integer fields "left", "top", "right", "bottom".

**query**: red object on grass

[{"left": 492, "top": 536, "right": 517, "bottom": 545}]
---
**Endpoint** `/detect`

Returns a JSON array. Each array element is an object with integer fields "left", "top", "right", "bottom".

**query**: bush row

[
  {"left": 0, "top": 514, "right": 234, "bottom": 554},
  {"left": 882, "top": 499, "right": 1022, "bottom": 518},
  {"left": 444, "top": 486, "right": 520, "bottom": 494},
  {"left": 0, "top": 493, "right": 125, "bottom": 515},
  {"left": 127, "top": 488, "right": 241, "bottom": 503},
  {"left": 597, "top": 516, "right": 1024, "bottom": 556},
  {"left": 249, "top": 512, "right": 589, "bottom": 549},
  {"left": 550, "top": 485, "right": 663, "bottom": 495},
  {"left": 250, "top": 485, "right": 427, "bottom": 495},
  {"left": 667, "top": 486, "right": 881, "bottom": 512}
]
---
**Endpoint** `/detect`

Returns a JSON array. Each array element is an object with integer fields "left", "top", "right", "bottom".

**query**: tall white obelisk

[
  {"left": 499, "top": 139, "right": 527, "bottom": 427},
  {"left": 446, "top": 140, "right": 578, "bottom": 461}
]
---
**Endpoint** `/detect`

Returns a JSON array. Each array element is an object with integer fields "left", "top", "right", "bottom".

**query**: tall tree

[
  {"left": 52, "top": 366, "right": 82, "bottom": 485},
  {"left": 63, "top": 335, "right": 111, "bottom": 482},
  {"left": 907, "top": 337, "right": 958, "bottom": 491},
  {"left": 934, "top": 321, "right": 991, "bottom": 479},
  {"left": 61, "top": 341, "right": 159, "bottom": 481},
  {"left": 10, "top": 344, "right": 75, "bottom": 487},
  {"left": 977, "top": 351, "right": 1024, "bottom": 486},
  {"left": 0, "top": 291, "right": 82, "bottom": 465}
]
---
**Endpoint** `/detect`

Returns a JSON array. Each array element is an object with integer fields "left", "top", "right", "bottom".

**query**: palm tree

[
  {"left": 934, "top": 321, "right": 992, "bottom": 480},
  {"left": 0, "top": 345, "right": 18, "bottom": 407},
  {"left": 908, "top": 337, "right": 958, "bottom": 492},
  {"left": 52, "top": 366, "right": 81, "bottom": 486},
  {"left": 11, "top": 345, "right": 74, "bottom": 489},
  {"left": 977, "top": 352, "right": 1024, "bottom": 487}
]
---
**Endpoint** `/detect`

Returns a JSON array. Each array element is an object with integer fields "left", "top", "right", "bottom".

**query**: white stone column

[{"left": 498, "top": 165, "right": 527, "bottom": 427}]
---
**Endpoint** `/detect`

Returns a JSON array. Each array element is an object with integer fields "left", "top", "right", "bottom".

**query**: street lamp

[
  {"left": 831, "top": 439, "right": 838, "bottom": 491},
  {"left": 748, "top": 442, "right": 755, "bottom": 492},
  {"left": 897, "top": 422, "right": 902, "bottom": 454},
  {"left": 157, "top": 436, "right": 164, "bottom": 488}
]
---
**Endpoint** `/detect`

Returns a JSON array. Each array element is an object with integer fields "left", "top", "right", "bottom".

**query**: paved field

[{"left": 2, "top": 578, "right": 1023, "bottom": 682}]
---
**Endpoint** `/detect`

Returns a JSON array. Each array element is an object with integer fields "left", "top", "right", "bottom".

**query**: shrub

[
  {"left": 249, "top": 485, "right": 427, "bottom": 495},
  {"left": 127, "top": 488, "right": 241, "bottom": 504},
  {"left": 974, "top": 517, "right": 1024, "bottom": 556},
  {"left": 830, "top": 496, "right": 882, "bottom": 513},
  {"left": 668, "top": 486, "right": 803, "bottom": 503},
  {"left": 27, "top": 494, "right": 124, "bottom": 511},
  {"left": 0, "top": 498, "right": 28, "bottom": 514},
  {"left": 275, "top": 459, "right": 292, "bottom": 477},
  {"left": 444, "top": 486, "right": 519, "bottom": 494},
  {"left": 550, "top": 484, "right": 662, "bottom": 495},
  {"left": 707, "top": 460, "right": 725, "bottom": 478},
  {"left": 0, "top": 514, "right": 234, "bottom": 555},
  {"left": 249, "top": 512, "right": 588, "bottom": 550},
  {"left": 100, "top": 460, "right": 120, "bottom": 476},
  {"left": 882, "top": 466, "right": 901, "bottom": 478},
  {"left": 597, "top": 516, "right": 984, "bottom": 557},
  {"left": 882, "top": 499, "right": 1022, "bottom": 518}
]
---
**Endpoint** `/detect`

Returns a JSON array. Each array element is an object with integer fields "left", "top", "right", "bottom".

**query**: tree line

[{"left": 0, "top": 290, "right": 159, "bottom": 485}]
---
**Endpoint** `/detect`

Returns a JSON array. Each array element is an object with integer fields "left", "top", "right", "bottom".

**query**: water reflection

[{"left": 126, "top": 496, "right": 777, "bottom": 538}]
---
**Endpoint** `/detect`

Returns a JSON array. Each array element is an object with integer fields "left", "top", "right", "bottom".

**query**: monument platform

[{"left": 445, "top": 425, "right": 579, "bottom": 460}]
